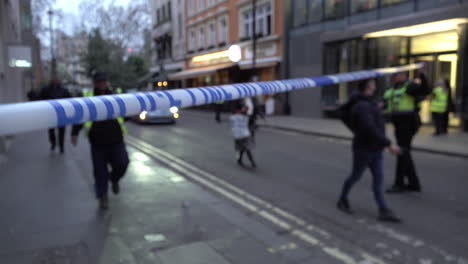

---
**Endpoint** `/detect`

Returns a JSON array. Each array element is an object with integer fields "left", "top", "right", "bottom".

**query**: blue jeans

[
  {"left": 91, "top": 142, "right": 129, "bottom": 198},
  {"left": 339, "top": 149, "right": 388, "bottom": 211}
]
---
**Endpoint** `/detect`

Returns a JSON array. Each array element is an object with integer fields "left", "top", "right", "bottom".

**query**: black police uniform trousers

[
  {"left": 392, "top": 114, "right": 421, "bottom": 189},
  {"left": 48, "top": 127, "right": 66, "bottom": 151},
  {"left": 91, "top": 142, "right": 129, "bottom": 198}
]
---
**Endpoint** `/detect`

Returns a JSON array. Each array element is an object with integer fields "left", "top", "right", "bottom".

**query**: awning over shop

[
  {"left": 168, "top": 63, "right": 235, "bottom": 81},
  {"left": 238, "top": 56, "right": 282, "bottom": 70}
]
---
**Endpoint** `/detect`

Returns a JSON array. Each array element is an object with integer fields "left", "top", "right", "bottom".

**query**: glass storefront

[
  {"left": 351, "top": 0, "right": 377, "bottom": 13},
  {"left": 323, "top": 27, "right": 463, "bottom": 127}
]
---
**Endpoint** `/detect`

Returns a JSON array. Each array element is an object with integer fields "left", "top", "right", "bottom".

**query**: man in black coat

[
  {"left": 40, "top": 76, "right": 71, "bottom": 153},
  {"left": 337, "top": 79, "right": 401, "bottom": 222},
  {"left": 71, "top": 72, "right": 129, "bottom": 210}
]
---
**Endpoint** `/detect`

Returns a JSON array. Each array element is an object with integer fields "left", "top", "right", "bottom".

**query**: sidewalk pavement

[
  {"left": 0, "top": 131, "right": 322, "bottom": 264},
  {"left": 258, "top": 115, "right": 468, "bottom": 158}
]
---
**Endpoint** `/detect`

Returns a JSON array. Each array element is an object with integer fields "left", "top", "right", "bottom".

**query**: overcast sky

[{"left": 54, "top": 0, "right": 132, "bottom": 15}]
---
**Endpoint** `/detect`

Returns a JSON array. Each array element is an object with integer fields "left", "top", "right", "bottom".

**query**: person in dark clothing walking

[
  {"left": 338, "top": 79, "right": 401, "bottom": 222},
  {"left": 71, "top": 72, "right": 129, "bottom": 210},
  {"left": 40, "top": 77, "right": 71, "bottom": 153},
  {"left": 214, "top": 101, "right": 224, "bottom": 123},
  {"left": 384, "top": 71, "right": 428, "bottom": 193}
]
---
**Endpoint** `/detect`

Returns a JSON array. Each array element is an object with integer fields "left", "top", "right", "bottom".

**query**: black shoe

[
  {"left": 51, "top": 144, "right": 56, "bottom": 151},
  {"left": 378, "top": 209, "right": 401, "bottom": 223},
  {"left": 250, "top": 160, "right": 257, "bottom": 168},
  {"left": 99, "top": 195, "right": 109, "bottom": 210},
  {"left": 60, "top": 148, "right": 64, "bottom": 154},
  {"left": 337, "top": 199, "right": 354, "bottom": 215},
  {"left": 111, "top": 181, "right": 120, "bottom": 195},
  {"left": 386, "top": 185, "right": 407, "bottom": 194}
]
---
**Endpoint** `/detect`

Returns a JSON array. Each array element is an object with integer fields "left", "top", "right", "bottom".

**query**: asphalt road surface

[{"left": 127, "top": 111, "right": 468, "bottom": 264}]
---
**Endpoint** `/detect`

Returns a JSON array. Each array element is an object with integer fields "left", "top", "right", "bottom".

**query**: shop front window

[
  {"left": 381, "top": 0, "right": 408, "bottom": 7},
  {"left": 325, "top": 0, "right": 347, "bottom": 19},
  {"left": 308, "top": 0, "right": 323, "bottom": 23},
  {"left": 351, "top": 0, "right": 377, "bottom": 13}
]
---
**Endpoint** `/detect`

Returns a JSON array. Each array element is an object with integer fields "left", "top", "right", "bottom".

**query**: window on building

[
  {"left": 308, "top": 0, "right": 323, "bottom": 23},
  {"left": 178, "top": 14, "right": 183, "bottom": 39},
  {"left": 157, "top": 9, "right": 160, "bottom": 23},
  {"left": 293, "top": 0, "right": 308, "bottom": 27},
  {"left": 242, "top": 11, "right": 252, "bottom": 38},
  {"left": 207, "top": 0, "right": 215, "bottom": 7},
  {"left": 209, "top": 23, "right": 216, "bottom": 47},
  {"left": 198, "top": 0, "right": 204, "bottom": 11},
  {"left": 162, "top": 5, "right": 166, "bottom": 20},
  {"left": 382, "top": 0, "right": 408, "bottom": 6},
  {"left": 351, "top": 0, "right": 377, "bottom": 13},
  {"left": 199, "top": 26, "right": 205, "bottom": 49},
  {"left": 167, "top": 2, "right": 171, "bottom": 18},
  {"left": 325, "top": 0, "right": 347, "bottom": 19},
  {"left": 189, "top": 30, "right": 196, "bottom": 51},
  {"left": 241, "top": 3, "right": 272, "bottom": 38},
  {"left": 189, "top": 0, "right": 194, "bottom": 15},
  {"left": 219, "top": 18, "right": 228, "bottom": 43}
]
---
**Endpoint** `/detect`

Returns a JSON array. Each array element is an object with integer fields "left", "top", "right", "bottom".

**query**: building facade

[
  {"left": 285, "top": 0, "right": 468, "bottom": 131},
  {"left": 168, "top": 0, "right": 284, "bottom": 112},
  {"left": 55, "top": 31, "right": 91, "bottom": 91},
  {"left": 0, "top": 0, "right": 38, "bottom": 104},
  {"left": 149, "top": 0, "right": 186, "bottom": 89}
]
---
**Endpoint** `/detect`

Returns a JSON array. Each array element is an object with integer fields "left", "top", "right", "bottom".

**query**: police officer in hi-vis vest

[
  {"left": 431, "top": 80, "right": 454, "bottom": 136},
  {"left": 71, "top": 72, "right": 129, "bottom": 209},
  {"left": 384, "top": 70, "right": 428, "bottom": 194}
]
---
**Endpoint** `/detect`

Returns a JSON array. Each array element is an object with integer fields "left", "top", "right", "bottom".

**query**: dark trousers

[
  {"left": 432, "top": 112, "right": 445, "bottom": 135},
  {"left": 48, "top": 127, "right": 65, "bottom": 151},
  {"left": 340, "top": 150, "right": 388, "bottom": 211},
  {"left": 392, "top": 115, "right": 421, "bottom": 189},
  {"left": 442, "top": 112, "right": 449, "bottom": 133},
  {"left": 235, "top": 138, "right": 256, "bottom": 166},
  {"left": 91, "top": 142, "right": 129, "bottom": 198},
  {"left": 215, "top": 104, "right": 222, "bottom": 123}
]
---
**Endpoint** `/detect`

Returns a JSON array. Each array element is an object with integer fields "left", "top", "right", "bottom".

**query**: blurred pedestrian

[
  {"left": 230, "top": 102, "right": 256, "bottom": 168},
  {"left": 214, "top": 100, "right": 224, "bottom": 123},
  {"left": 71, "top": 72, "right": 129, "bottom": 210},
  {"left": 40, "top": 76, "right": 71, "bottom": 154},
  {"left": 337, "top": 79, "right": 401, "bottom": 222},
  {"left": 384, "top": 70, "right": 429, "bottom": 193},
  {"left": 27, "top": 89, "right": 38, "bottom": 101},
  {"left": 265, "top": 95, "right": 275, "bottom": 116},
  {"left": 431, "top": 79, "right": 455, "bottom": 135},
  {"left": 244, "top": 97, "right": 263, "bottom": 143}
]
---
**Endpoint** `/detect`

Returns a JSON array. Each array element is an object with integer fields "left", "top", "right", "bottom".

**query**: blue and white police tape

[{"left": 0, "top": 63, "right": 423, "bottom": 136}]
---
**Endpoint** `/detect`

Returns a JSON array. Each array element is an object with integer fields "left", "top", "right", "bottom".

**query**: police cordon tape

[{"left": 0, "top": 63, "right": 423, "bottom": 136}]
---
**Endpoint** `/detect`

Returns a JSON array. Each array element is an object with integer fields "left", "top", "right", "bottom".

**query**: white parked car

[{"left": 135, "top": 106, "right": 180, "bottom": 124}]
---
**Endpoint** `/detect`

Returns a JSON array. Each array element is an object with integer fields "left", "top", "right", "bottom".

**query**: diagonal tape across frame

[{"left": 0, "top": 63, "right": 423, "bottom": 136}]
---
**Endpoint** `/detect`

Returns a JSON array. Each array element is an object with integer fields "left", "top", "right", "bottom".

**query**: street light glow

[{"left": 228, "top": 45, "right": 242, "bottom": 63}]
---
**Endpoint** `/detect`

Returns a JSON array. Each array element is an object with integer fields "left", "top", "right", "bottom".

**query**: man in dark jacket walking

[
  {"left": 337, "top": 79, "right": 401, "bottom": 222},
  {"left": 40, "top": 76, "right": 71, "bottom": 153},
  {"left": 71, "top": 72, "right": 129, "bottom": 210}
]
